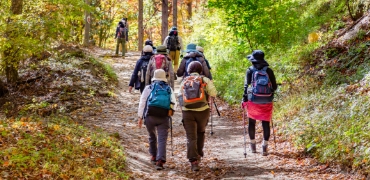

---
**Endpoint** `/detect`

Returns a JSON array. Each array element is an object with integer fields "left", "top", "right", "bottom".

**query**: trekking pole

[
  {"left": 242, "top": 107, "right": 247, "bottom": 158},
  {"left": 170, "top": 116, "right": 173, "bottom": 156},
  {"left": 210, "top": 98, "right": 214, "bottom": 135},
  {"left": 213, "top": 98, "right": 221, "bottom": 117},
  {"left": 271, "top": 117, "right": 277, "bottom": 150}
]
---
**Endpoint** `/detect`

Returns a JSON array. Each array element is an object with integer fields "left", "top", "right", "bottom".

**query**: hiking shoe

[
  {"left": 262, "top": 145, "right": 268, "bottom": 156},
  {"left": 191, "top": 161, "right": 200, "bottom": 171},
  {"left": 150, "top": 156, "right": 156, "bottom": 165},
  {"left": 155, "top": 160, "right": 165, "bottom": 170},
  {"left": 250, "top": 143, "right": 257, "bottom": 153}
]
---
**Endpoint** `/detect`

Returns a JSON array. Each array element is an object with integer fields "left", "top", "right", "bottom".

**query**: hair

[
  {"left": 145, "top": 39, "right": 153, "bottom": 46},
  {"left": 187, "top": 61, "right": 203, "bottom": 74}
]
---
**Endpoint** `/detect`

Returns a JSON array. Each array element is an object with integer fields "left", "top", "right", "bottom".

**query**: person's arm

[
  {"left": 243, "top": 68, "right": 252, "bottom": 102},
  {"left": 201, "top": 59, "right": 211, "bottom": 80},
  {"left": 115, "top": 27, "right": 119, "bottom": 39},
  {"left": 176, "top": 58, "right": 186, "bottom": 77},
  {"left": 204, "top": 78, "right": 217, "bottom": 97},
  {"left": 267, "top": 68, "right": 277, "bottom": 92},
  {"left": 138, "top": 86, "right": 151, "bottom": 128},
  {"left": 163, "top": 36, "right": 169, "bottom": 46},
  {"left": 170, "top": 87, "right": 177, "bottom": 107},
  {"left": 167, "top": 60, "right": 175, "bottom": 89},
  {"left": 145, "top": 59, "right": 153, "bottom": 86},
  {"left": 129, "top": 60, "right": 141, "bottom": 92}
]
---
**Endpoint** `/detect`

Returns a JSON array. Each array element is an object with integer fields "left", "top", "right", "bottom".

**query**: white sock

[
  {"left": 250, "top": 139, "right": 256, "bottom": 144},
  {"left": 263, "top": 140, "right": 268, "bottom": 146}
]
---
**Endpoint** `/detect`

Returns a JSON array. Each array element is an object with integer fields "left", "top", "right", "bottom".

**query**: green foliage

[
  {"left": 0, "top": 115, "right": 128, "bottom": 179},
  {"left": 88, "top": 57, "right": 118, "bottom": 84}
]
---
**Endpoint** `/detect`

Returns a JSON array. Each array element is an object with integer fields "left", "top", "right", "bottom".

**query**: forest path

[{"left": 84, "top": 47, "right": 359, "bottom": 180}]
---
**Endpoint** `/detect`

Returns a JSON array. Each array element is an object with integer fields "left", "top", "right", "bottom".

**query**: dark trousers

[
  {"left": 248, "top": 118, "right": 270, "bottom": 141},
  {"left": 182, "top": 109, "right": 210, "bottom": 162},
  {"left": 145, "top": 116, "right": 170, "bottom": 162}
]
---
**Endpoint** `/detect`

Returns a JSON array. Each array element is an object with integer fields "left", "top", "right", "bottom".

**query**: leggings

[{"left": 248, "top": 118, "right": 270, "bottom": 141}]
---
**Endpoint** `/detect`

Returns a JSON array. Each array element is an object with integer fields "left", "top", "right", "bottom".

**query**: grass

[{"left": 0, "top": 115, "right": 128, "bottom": 179}]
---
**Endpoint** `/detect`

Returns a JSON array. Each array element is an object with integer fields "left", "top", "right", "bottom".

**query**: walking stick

[
  {"left": 170, "top": 116, "right": 173, "bottom": 156},
  {"left": 271, "top": 118, "right": 276, "bottom": 150},
  {"left": 210, "top": 98, "right": 214, "bottom": 135},
  {"left": 213, "top": 99, "right": 221, "bottom": 117},
  {"left": 242, "top": 106, "right": 247, "bottom": 158}
]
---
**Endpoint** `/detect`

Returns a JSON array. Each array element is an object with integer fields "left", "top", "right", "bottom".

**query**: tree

[
  {"left": 161, "top": 0, "right": 169, "bottom": 43},
  {"left": 83, "top": 0, "right": 91, "bottom": 46},
  {"left": 138, "top": 0, "right": 144, "bottom": 51},
  {"left": 173, "top": 0, "right": 177, "bottom": 27}
]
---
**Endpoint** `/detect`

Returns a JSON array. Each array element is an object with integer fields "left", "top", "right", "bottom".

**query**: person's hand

[
  {"left": 138, "top": 118, "right": 143, "bottom": 128},
  {"left": 128, "top": 86, "right": 133, "bottom": 93}
]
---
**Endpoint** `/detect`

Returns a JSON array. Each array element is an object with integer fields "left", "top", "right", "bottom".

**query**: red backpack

[{"left": 150, "top": 54, "right": 169, "bottom": 79}]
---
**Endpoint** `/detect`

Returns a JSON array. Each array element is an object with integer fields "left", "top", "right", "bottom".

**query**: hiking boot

[
  {"left": 155, "top": 160, "right": 165, "bottom": 170},
  {"left": 262, "top": 145, "right": 268, "bottom": 156},
  {"left": 250, "top": 143, "right": 257, "bottom": 153},
  {"left": 190, "top": 160, "right": 200, "bottom": 171},
  {"left": 150, "top": 156, "right": 156, "bottom": 165}
]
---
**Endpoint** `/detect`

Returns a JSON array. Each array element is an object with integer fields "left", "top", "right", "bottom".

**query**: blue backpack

[
  {"left": 145, "top": 81, "right": 171, "bottom": 117},
  {"left": 250, "top": 66, "right": 273, "bottom": 104}
]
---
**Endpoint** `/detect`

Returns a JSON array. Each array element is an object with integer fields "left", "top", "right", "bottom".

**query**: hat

[
  {"left": 196, "top": 46, "right": 204, "bottom": 53},
  {"left": 151, "top": 69, "right": 167, "bottom": 82},
  {"left": 247, "top": 50, "right": 265, "bottom": 61},
  {"left": 187, "top": 61, "right": 203, "bottom": 74},
  {"left": 145, "top": 39, "right": 153, "bottom": 46},
  {"left": 143, "top": 45, "right": 153, "bottom": 53},
  {"left": 156, "top": 45, "right": 167, "bottom": 54},
  {"left": 171, "top": 26, "right": 177, "bottom": 31},
  {"left": 185, "top": 43, "right": 198, "bottom": 53}
]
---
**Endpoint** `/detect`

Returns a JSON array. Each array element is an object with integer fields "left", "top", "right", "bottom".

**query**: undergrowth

[{"left": 0, "top": 115, "right": 128, "bottom": 179}]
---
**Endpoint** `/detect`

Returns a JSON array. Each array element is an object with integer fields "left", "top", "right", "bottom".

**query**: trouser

[
  {"left": 182, "top": 109, "right": 210, "bottom": 162},
  {"left": 145, "top": 116, "right": 170, "bottom": 162},
  {"left": 115, "top": 38, "right": 126, "bottom": 56},
  {"left": 248, "top": 118, "right": 270, "bottom": 141},
  {"left": 169, "top": 50, "right": 180, "bottom": 72}
]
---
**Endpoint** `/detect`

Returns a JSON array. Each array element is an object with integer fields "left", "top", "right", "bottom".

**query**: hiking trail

[{"left": 83, "top": 47, "right": 361, "bottom": 179}]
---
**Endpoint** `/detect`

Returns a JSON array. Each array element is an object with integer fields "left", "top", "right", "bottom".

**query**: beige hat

[
  {"left": 143, "top": 45, "right": 153, "bottom": 52},
  {"left": 196, "top": 46, "right": 204, "bottom": 53},
  {"left": 151, "top": 69, "right": 167, "bottom": 82}
]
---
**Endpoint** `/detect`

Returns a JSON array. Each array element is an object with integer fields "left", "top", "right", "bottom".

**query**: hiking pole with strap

[
  {"left": 170, "top": 116, "right": 173, "bottom": 156},
  {"left": 213, "top": 99, "right": 221, "bottom": 117},
  {"left": 210, "top": 97, "right": 214, "bottom": 135},
  {"left": 242, "top": 106, "right": 247, "bottom": 158},
  {"left": 271, "top": 118, "right": 276, "bottom": 150}
]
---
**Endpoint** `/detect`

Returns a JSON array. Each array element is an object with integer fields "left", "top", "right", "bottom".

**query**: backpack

[
  {"left": 184, "top": 57, "right": 201, "bottom": 77},
  {"left": 150, "top": 54, "right": 169, "bottom": 81},
  {"left": 249, "top": 66, "right": 274, "bottom": 104},
  {"left": 167, "top": 35, "right": 180, "bottom": 51},
  {"left": 181, "top": 75, "right": 208, "bottom": 108},
  {"left": 118, "top": 27, "right": 126, "bottom": 39},
  {"left": 140, "top": 60, "right": 149, "bottom": 82},
  {"left": 145, "top": 81, "right": 171, "bottom": 117}
]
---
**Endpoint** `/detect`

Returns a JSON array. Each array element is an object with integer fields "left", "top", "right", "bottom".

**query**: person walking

[
  {"left": 137, "top": 69, "right": 177, "bottom": 170},
  {"left": 129, "top": 45, "right": 154, "bottom": 93},
  {"left": 115, "top": 22, "right": 127, "bottom": 57},
  {"left": 163, "top": 26, "right": 183, "bottom": 78},
  {"left": 179, "top": 61, "right": 217, "bottom": 171},
  {"left": 241, "top": 50, "right": 277, "bottom": 156}
]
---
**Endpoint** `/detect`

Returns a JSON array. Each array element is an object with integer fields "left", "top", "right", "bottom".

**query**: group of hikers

[{"left": 126, "top": 26, "right": 277, "bottom": 171}]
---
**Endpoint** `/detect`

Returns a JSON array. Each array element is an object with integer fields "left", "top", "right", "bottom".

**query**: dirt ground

[{"left": 84, "top": 47, "right": 365, "bottom": 180}]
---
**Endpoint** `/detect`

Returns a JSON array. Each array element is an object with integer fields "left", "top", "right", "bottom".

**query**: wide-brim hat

[
  {"left": 196, "top": 46, "right": 204, "bottom": 53},
  {"left": 186, "top": 43, "right": 198, "bottom": 53},
  {"left": 143, "top": 45, "right": 153, "bottom": 53},
  {"left": 151, "top": 69, "right": 167, "bottom": 82},
  {"left": 247, "top": 50, "right": 265, "bottom": 62},
  {"left": 156, "top": 45, "right": 167, "bottom": 54}
]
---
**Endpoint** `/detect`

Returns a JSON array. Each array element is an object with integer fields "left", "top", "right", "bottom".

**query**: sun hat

[
  {"left": 156, "top": 45, "right": 167, "bottom": 54},
  {"left": 196, "top": 46, "right": 204, "bottom": 53},
  {"left": 185, "top": 43, "right": 198, "bottom": 53},
  {"left": 143, "top": 45, "right": 153, "bottom": 53},
  {"left": 247, "top": 50, "right": 265, "bottom": 62},
  {"left": 151, "top": 69, "right": 167, "bottom": 82}
]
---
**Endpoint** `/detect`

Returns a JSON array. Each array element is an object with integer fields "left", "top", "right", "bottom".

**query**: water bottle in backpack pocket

[
  {"left": 250, "top": 66, "right": 274, "bottom": 104},
  {"left": 145, "top": 82, "right": 171, "bottom": 117}
]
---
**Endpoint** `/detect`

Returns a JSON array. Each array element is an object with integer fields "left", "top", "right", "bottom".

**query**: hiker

[
  {"left": 241, "top": 50, "right": 277, "bottom": 156},
  {"left": 145, "top": 45, "right": 175, "bottom": 90},
  {"left": 137, "top": 69, "right": 177, "bottom": 170},
  {"left": 115, "top": 21, "right": 128, "bottom": 57},
  {"left": 129, "top": 45, "right": 154, "bottom": 93},
  {"left": 163, "top": 26, "right": 183, "bottom": 78},
  {"left": 144, "top": 39, "right": 157, "bottom": 54},
  {"left": 178, "top": 61, "right": 217, "bottom": 171},
  {"left": 177, "top": 43, "right": 212, "bottom": 80},
  {"left": 196, "top": 46, "right": 212, "bottom": 79}
]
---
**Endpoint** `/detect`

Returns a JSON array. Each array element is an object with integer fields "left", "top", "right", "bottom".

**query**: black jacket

[
  {"left": 129, "top": 54, "right": 153, "bottom": 89},
  {"left": 243, "top": 59, "right": 277, "bottom": 101},
  {"left": 177, "top": 51, "right": 212, "bottom": 80}
]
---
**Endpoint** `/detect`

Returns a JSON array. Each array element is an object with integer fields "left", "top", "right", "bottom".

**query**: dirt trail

[{"left": 85, "top": 47, "right": 362, "bottom": 179}]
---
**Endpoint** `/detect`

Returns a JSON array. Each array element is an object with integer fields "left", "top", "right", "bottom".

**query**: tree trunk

[
  {"left": 173, "top": 0, "right": 177, "bottom": 27},
  {"left": 83, "top": 0, "right": 91, "bottom": 46},
  {"left": 162, "top": 0, "right": 169, "bottom": 43},
  {"left": 138, "top": 0, "right": 144, "bottom": 51},
  {"left": 186, "top": 0, "right": 192, "bottom": 19}
]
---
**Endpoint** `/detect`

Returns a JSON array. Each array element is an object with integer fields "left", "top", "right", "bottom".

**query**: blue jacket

[{"left": 129, "top": 54, "right": 153, "bottom": 89}]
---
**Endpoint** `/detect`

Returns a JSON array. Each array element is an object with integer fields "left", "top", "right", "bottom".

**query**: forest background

[{"left": 1, "top": 0, "right": 370, "bottom": 178}]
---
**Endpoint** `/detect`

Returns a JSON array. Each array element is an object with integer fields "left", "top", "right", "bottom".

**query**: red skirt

[{"left": 244, "top": 101, "right": 273, "bottom": 121}]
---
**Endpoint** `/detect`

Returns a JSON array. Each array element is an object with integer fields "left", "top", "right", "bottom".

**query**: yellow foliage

[{"left": 308, "top": 32, "right": 321, "bottom": 43}]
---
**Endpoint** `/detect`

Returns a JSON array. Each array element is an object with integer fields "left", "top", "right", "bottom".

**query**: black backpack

[
  {"left": 184, "top": 57, "right": 201, "bottom": 77},
  {"left": 118, "top": 27, "right": 127, "bottom": 39},
  {"left": 167, "top": 35, "right": 180, "bottom": 51},
  {"left": 140, "top": 60, "right": 149, "bottom": 83}
]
